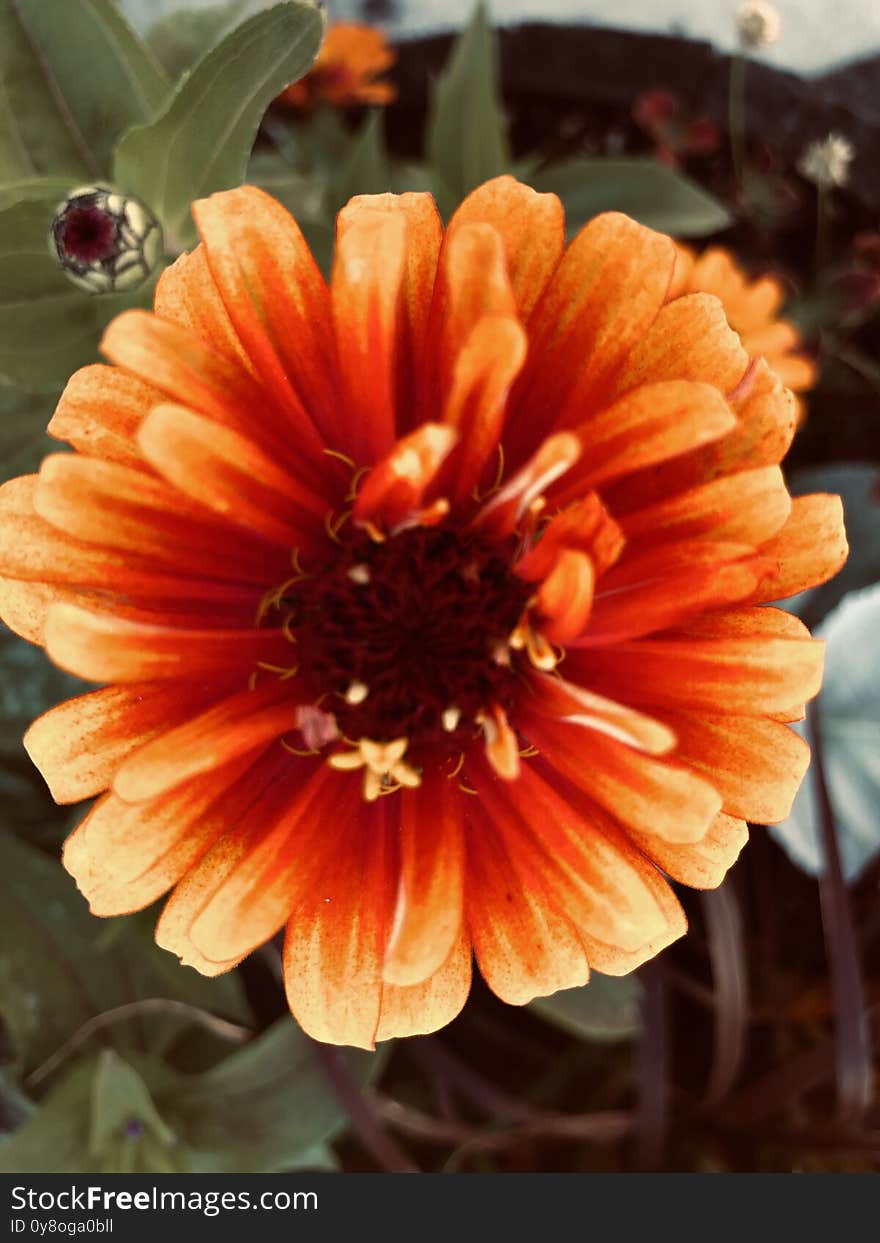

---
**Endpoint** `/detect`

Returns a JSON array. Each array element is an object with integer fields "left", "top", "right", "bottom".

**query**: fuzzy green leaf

[
  {"left": 534, "top": 158, "right": 733, "bottom": 238},
  {"left": 114, "top": 1, "right": 324, "bottom": 246},
  {"left": 426, "top": 1, "right": 509, "bottom": 216}
]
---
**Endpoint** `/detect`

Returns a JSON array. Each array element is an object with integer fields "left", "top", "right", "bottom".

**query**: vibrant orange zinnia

[
  {"left": 0, "top": 177, "right": 847, "bottom": 1050},
  {"left": 671, "top": 245, "right": 817, "bottom": 420},
  {"left": 281, "top": 22, "right": 396, "bottom": 110}
]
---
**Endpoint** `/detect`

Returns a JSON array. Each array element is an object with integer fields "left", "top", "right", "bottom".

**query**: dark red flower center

[
  {"left": 57, "top": 206, "right": 116, "bottom": 264},
  {"left": 277, "top": 524, "right": 532, "bottom": 754}
]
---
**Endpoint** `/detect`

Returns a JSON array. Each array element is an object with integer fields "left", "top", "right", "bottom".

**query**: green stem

[
  {"left": 728, "top": 53, "right": 748, "bottom": 191},
  {"left": 814, "top": 182, "right": 830, "bottom": 281}
]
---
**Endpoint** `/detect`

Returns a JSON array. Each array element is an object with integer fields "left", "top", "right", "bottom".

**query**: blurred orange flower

[
  {"left": 671, "top": 245, "right": 817, "bottom": 419},
  {"left": 281, "top": 22, "right": 396, "bottom": 109},
  {"left": 0, "top": 178, "right": 846, "bottom": 1049}
]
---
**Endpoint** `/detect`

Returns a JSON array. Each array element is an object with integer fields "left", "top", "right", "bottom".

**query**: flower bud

[
  {"left": 735, "top": 1, "right": 782, "bottom": 49},
  {"left": 50, "top": 185, "right": 163, "bottom": 295},
  {"left": 797, "top": 133, "right": 855, "bottom": 189}
]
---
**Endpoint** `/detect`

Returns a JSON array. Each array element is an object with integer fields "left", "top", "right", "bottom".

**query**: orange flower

[
  {"left": 0, "top": 178, "right": 846, "bottom": 1049},
  {"left": 671, "top": 245, "right": 817, "bottom": 419},
  {"left": 281, "top": 22, "right": 396, "bottom": 110}
]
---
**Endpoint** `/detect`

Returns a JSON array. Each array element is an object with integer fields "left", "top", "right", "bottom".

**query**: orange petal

[
  {"left": 0, "top": 576, "right": 80, "bottom": 643},
  {"left": 43, "top": 602, "right": 287, "bottom": 682},
  {"left": 353, "top": 422, "right": 458, "bottom": 530},
  {"left": 34, "top": 454, "right": 283, "bottom": 584},
  {"left": 283, "top": 805, "right": 389, "bottom": 1049},
  {"left": 604, "top": 359, "right": 796, "bottom": 514},
  {"left": 48, "top": 364, "right": 159, "bottom": 469},
  {"left": 344, "top": 193, "right": 443, "bottom": 435},
  {"left": 382, "top": 776, "right": 465, "bottom": 986},
  {"left": 192, "top": 187, "right": 335, "bottom": 447},
  {"left": 579, "top": 870, "right": 687, "bottom": 975},
  {"left": 376, "top": 929, "right": 472, "bottom": 1041},
  {"left": 440, "top": 314, "right": 527, "bottom": 503},
  {"left": 625, "top": 811, "right": 749, "bottom": 892},
  {"left": 188, "top": 763, "right": 340, "bottom": 965},
  {"left": 465, "top": 814, "right": 590, "bottom": 1005},
  {"left": 332, "top": 200, "right": 407, "bottom": 463},
  {"left": 558, "top": 380, "right": 736, "bottom": 493},
  {"left": 475, "top": 760, "right": 671, "bottom": 953},
  {"left": 523, "top": 709, "right": 722, "bottom": 844},
  {"left": 473, "top": 432, "right": 580, "bottom": 538},
  {"left": 112, "top": 682, "right": 299, "bottom": 803},
  {"left": 515, "top": 213, "right": 675, "bottom": 430},
  {"left": 580, "top": 560, "right": 762, "bottom": 645},
  {"left": 660, "top": 711, "right": 810, "bottom": 823},
  {"left": 429, "top": 221, "right": 518, "bottom": 416},
  {"left": 527, "top": 671, "right": 675, "bottom": 754},
  {"left": 745, "top": 494, "right": 848, "bottom": 604},
  {"left": 449, "top": 176, "right": 564, "bottom": 319},
  {"left": 535, "top": 548, "right": 595, "bottom": 643},
  {"left": 619, "top": 464, "right": 792, "bottom": 548},
  {"left": 567, "top": 633, "right": 825, "bottom": 717},
  {"left": 516, "top": 493, "right": 623, "bottom": 583},
  {"left": 63, "top": 753, "right": 260, "bottom": 915},
  {"left": 102, "top": 310, "right": 266, "bottom": 436},
  {"left": 614, "top": 292, "right": 748, "bottom": 394},
  {"left": 137, "top": 403, "right": 329, "bottom": 548},
  {"left": 155, "top": 244, "right": 252, "bottom": 370},
  {"left": 24, "top": 681, "right": 226, "bottom": 803}
]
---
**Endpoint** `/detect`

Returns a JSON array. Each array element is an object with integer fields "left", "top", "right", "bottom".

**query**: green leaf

[
  {"left": 114, "top": 1, "right": 324, "bottom": 247},
  {"left": 0, "top": 384, "right": 58, "bottom": 483},
  {"left": 426, "top": 0, "right": 509, "bottom": 216},
  {"left": 152, "top": 1017, "right": 390, "bottom": 1173},
  {"left": 89, "top": 1050, "right": 176, "bottom": 1159},
  {"left": 0, "top": 833, "right": 252, "bottom": 1075},
  {"left": 0, "top": 1058, "right": 94, "bottom": 1172},
  {"left": 0, "top": 0, "right": 169, "bottom": 182},
  {"left": 530, "top": 973, "right": 643, "bottom": 1042},
  {"left": 0, "top": 1054, "right": 185, "bottom": 1173},
  {"left": 331, "top": 110, "right": 391, "bottom": 211},
  {"left": 534, "top": 158, "right": 733, "bottom": 238},
  {"left": 143, "top": 1, "right": 282, "bottom": 81}
]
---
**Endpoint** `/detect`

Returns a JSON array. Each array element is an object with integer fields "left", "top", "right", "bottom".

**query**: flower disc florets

[{"left": 272, "top": 522, "right": 532, "bottom": 755}]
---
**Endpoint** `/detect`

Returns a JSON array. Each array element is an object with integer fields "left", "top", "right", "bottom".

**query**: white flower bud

[
  {"left": 735, "top": 1, "right": 782, "bottom": 49},
  {"left": 797, "top": 133, "right": 855, "bottom": 189},
  {"left": 50, "top": 185, "right": 163, "bottom": 295}
]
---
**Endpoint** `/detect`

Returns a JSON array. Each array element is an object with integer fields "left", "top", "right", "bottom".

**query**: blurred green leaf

[
  {"left": 0, "top": 1058, "right": 95, "bottom": 1172},
  {"left": 331, "top": 110, "right": 391, "bottom": 210},
  {"left": 89, "top": 1050, "right": 175, "bottom": 1162},
  {"left": 0, "top": 0, "right": 169, "bottom": 182},
  {"left": 0, "top": 833, "right": 251, "bottom": 1075},
  {"left": 534, "top": 158, "right": 733, "bottom": 237},
  {"left": 426, "top": 0, "right": 509, "bottom": 217},
  {"left": 143, "top": 1, "right": 281, "bottom": 80},
  {"left": 114, "top": 0, "right": 324, "bottom": 247},
  {"left": 0, "top": 1053, "right": 185, "bottom": 1173},
  {"left": 2, "top": 1023, "right": 388, "bottom": 1173},
  {"left": 772, "top": 583, "right": 880, "bottom": 883},
  {"left": 150, "top": 1017, "right": 390, "bottom": 1173},
  {"left": 0, "top": 630, "right": 82, "bottom": 762},
  {"left": 530, "top": 973, "right": 643, "bottom": 1042},
  {"left": 786, "top": 465, "right": 880, "bottom": 627},
  {"left": 0, "top": 385, "right": 57, "bottom": 483}
]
